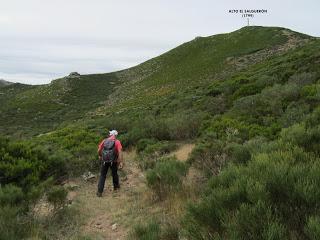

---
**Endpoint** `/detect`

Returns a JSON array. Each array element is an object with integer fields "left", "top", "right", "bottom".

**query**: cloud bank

[{"left": 0, "top": 0, "right": 319, "bottom": 84}]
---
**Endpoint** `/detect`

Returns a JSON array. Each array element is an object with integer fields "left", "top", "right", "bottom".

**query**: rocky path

[
  {"left": 62, "top": 144, "right": 196, "bottom": 240},
  {"left": 75, "top": 150, "right": 147, "bottom": 240}
]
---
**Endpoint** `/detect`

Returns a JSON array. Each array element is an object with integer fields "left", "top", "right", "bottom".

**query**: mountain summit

[{"left": 0, "top": 26, "right": 317, "bottom": 136}]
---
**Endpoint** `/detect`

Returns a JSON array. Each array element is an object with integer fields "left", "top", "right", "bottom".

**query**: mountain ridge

[
  {"left": 0, "top": 79, "right": 14, "bottom": 88},
  {"left": 0, "top": 26, "right": 318, "bottom": 137}
]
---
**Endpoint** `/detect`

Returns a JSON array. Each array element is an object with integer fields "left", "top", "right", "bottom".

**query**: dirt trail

[
  {"left": 66, "top": 144, "right": 196, "bottom": 239},
  {"left": 73, "top": 150, "right": 147, "bottom": 240},
  {"left": 170, "top": 143, "right": 195, "bottom": 162}
]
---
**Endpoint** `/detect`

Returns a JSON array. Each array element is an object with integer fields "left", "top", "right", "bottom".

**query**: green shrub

[
  {"left": 306, "top": 107, "right": 320, "bottom": 128},
  {"left": 166, "top": 112, "right": 204, "bottom": 140},
  {"left": 47, "top": 186, "right": 68, "bottom": 210},
  {"left": 131, "top": 221, "right": 161, "bottom": 240},
  {"left": 137, "top": 138, "right": 158, "bottom": 153},
  {"left": 305, "top": 216, "right": 320, "bottom": 240},
  {"left": 137, "top": 141, "right": 178, "bottom": 170},
  {"left": 244, "top": 136, "right": 268, "bottom": 155},
  {"left": 143, "top": 141, "right": 177, "bottom": 156},
  {"left": 188, "top": 140, "right": 227, "bottom": 176},
  {"left": 225, "top": 143, "right": 251, "bottom": 165},
  {"left": 232, "top": 83, "right": 264, "bottom": 99},
  {"left": 279, "top": 102, "right": 310, "bottom": 127},
  {"left": 34, "top": 126, "right": 102, "bottom": 175},
  {"left": 0, "top": 205, "right": 31, "bottom": 240},
  {"left": 0, "top": 185, "right": 24, "bottom": 206},
  {"left": 231, "top": 83, "right": 301, "bottom": 130},
  {"left": 37, "top": 204, "right": 82, "bottom": 239},
  {"left": 119, "top": 126, "right": 148, "bottom": 148},
  {"left": 203, "top": 116, "right": 248, "bottom": 141},
  {"left": 130, "top": 220, "right": 179, "bottom": 240},
  {"left": 184, "top": 141, "right": 320, "bottom": 239},
  {"left": 280, "top": 123, "right": 320, "bottom": 155},
  {"left": 288, "top": 72, "right": 317, "bottom": 86},
  {"left": 0, "top": 138, "right": 66, "bottom": 189},
  {"left": 200, "top": 95, "right": 227, "bottom": 115},
  {"left": 146, "top": 157, "right": 188, "bottom": 200},
  {"left": 301, "top": 84, "right": 320, "bottom": 106},
  {"left": 161, "top": 225, "right": 179, "bottom": 240},
  {"left": 143, "top": 117, "right": 171, "bottom": 141}
]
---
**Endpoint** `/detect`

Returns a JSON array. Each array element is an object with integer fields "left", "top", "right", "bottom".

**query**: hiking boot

[
  {"left": 96, "top": 191, "right": 102, "bottom": 197},
  {"left": 113, "top": 187, "right": 120, "bottom": 192}
]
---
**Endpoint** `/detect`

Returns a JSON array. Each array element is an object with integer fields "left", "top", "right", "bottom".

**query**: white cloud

[{"left": 0, "top": 0, "right": 319, "bottom": 84}]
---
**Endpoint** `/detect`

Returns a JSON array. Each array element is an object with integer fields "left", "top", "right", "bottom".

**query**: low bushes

[
  {"left": 183, "top": 120, "right": 320, "bottom": 239},
  {"left": 47, "top": 186, "right": 68, "bottom": 211},
  {"left": 225, "top": 143, "right": 251, "bottom": 165},
  {"left": 0, "top": 185, "right": 24, "bottom": 207},
  {"left": 130, "top": 221, "right": 161, "bottom": 240},
  {"left": 188, "top": 140, "right": 226, "bottom": 176},
  {"left": 34, "top": 127, "right": 100, "bottom": 175},
  {"left": 130, "top": 220, "right": 179, "bottom": 240},
  {"left": 137, "top": 141, "right": 178, "bottom": 170},
  {"left": 188, "top": 140, "right": 251, "bottom": 176},
  {"left": 119, "top": 111, "right": 205, "bottom": 148},
  {"left": 0, "top": 137, "right": 70, "bottom": 239},
  {"left": 0, "top": 205, "right": 31, "bottom": 240},
  {"left": 146, "top": 157, "right": 188, "bottom": 200},
  {"left": 0, "top": 137, "right": 66, "bottom": 189}
]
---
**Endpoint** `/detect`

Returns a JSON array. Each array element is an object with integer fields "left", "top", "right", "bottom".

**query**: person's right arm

[{"left": 116, "top": 140, "right": 124, "bottom": 168}]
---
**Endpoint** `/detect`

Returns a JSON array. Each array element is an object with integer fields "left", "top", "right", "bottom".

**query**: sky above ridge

[{"left": 0, "top": 0, "right": 319, "bottom": 84}]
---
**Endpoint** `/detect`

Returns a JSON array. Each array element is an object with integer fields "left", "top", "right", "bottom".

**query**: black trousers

[{"left": 97, "top": 162, "right": 120, "bottom": 193}]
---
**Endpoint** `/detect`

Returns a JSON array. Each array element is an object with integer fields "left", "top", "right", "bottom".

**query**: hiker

[{"left": 97, "top": 130, "right": 123, "bottom": 197}]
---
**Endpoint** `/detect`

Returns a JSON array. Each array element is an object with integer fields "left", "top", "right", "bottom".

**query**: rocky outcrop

[{"left": 67, "top": 72, "right": 81, "bottom": 78}]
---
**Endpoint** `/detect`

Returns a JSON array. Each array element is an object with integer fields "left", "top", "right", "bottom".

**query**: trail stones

[
  {"left": 66, "top": 191, "right": 78, "bottom": 204},
  {"left": 82, "top": 171, "right": 96, "bottom": 181},
  {"left": 95, "top": 222, "right": 102, "bottom": 229},
  {"left": 111, "top": 223, "right": 118, "bottom": 231},
  {"left": 63, "top": 182, "right": 79, "bottom": 190}
]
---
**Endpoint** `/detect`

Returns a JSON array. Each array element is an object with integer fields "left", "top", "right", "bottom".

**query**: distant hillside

[
  {"left": 0, "top": 79, "right": 14, "bottom": 88},
  {"left": 0, "top": 26, "right": 316, "bottom": 136}
]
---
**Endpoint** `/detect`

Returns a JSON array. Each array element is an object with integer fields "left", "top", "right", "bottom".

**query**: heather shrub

[
  {"left": 136, "top": 138, "right": 158, "bottom": 153},
  {"left": 47, "top": 186, "right": 68, "bottom": 211},
  {"left": 130, "top": 220, "right": 179, "bottom": 240},
  {"left": 137, "top": 141, "right": 178, "bottom": 170},
  {"left": 225, "top": 143, "right": 251, "bottom": 165},
  {"left": 305, "top": 216, "right": 320, "bottom": 240},
  {"left": 184, "top": 141, "right": 320, "bottom": 239},
  {"left": 146, "top": 157, "right": 188, "bottom": 200},
  {"left": 188, "top": 140, "right": 226, "bottom": 175},
  {"left": 0, "top": 185, "right": 24, "bottom": 206},
  {"left": 0, "top": 205, "right": 31, "bottom": 240},
  {"left": 130, "top": 221, "right": 161, "bottom": 240}
]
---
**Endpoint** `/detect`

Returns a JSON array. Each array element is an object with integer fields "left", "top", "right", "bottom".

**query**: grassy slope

[
  {"left": 0, "top": 73, "right": 123, "bottom": 136},
  {"left": 0, "top": 26, "right": 306, "bottom": 137},
  {"left": 99, "top": 27, "right": 293, "bottom": 113}
]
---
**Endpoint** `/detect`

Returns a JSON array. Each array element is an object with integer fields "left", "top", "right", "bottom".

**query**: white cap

[{"left": 109, "top": 130, "right": 118, "bottom": 136}]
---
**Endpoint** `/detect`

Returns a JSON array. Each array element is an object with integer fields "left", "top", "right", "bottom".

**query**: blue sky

[{"left": 0, "top": 0, "right": 319, "bottom": 84}]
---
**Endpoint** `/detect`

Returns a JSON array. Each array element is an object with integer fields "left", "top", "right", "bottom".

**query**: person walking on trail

[{"left": 97, "top": 130, "right": 123, "bottom": 197}]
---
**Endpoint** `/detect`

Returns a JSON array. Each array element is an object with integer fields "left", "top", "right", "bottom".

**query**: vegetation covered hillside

[
  {"left": 0, "top": 26, "right": 310, "bottom": 136},
  {"left": 0, "top": 79, "right": 13, "bottom": 88},
  {"left": 0, "top": 26, "right": 320, "bottom": 239}
]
